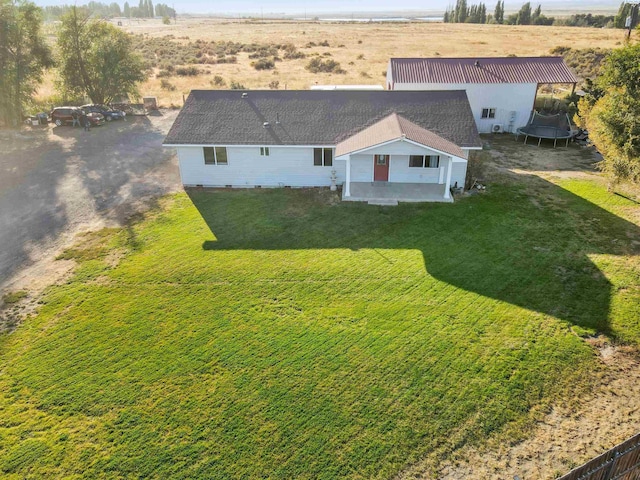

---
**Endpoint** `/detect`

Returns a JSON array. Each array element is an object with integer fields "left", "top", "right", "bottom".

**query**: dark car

[
  {"left": 81, "top": 104, "right": 126, "bottom": 122},
  {"left": 50, "top": 106, "right": 105, "bottom": 127}
]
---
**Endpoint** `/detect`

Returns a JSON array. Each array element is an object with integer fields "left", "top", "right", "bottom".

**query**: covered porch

[{"left": 342, "top": 182, "right": 452, "bottom": 205}]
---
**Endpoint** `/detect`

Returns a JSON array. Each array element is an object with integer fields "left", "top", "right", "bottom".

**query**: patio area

[{"left": 343, "top": 182, "right": 452, "bottom": 205}]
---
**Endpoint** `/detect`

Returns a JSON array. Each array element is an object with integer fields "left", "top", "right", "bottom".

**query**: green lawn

[{"left": 0, "top": 176, "right": 638, "bottom": 479}]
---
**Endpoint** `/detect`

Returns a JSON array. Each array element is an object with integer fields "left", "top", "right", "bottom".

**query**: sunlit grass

[{"left": 0, "top": 176, "right": 637, "bottom": 478}]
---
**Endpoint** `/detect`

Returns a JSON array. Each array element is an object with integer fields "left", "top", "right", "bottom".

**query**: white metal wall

[{"left": 389, "top": 81, "right": 537, "bottom": 133}]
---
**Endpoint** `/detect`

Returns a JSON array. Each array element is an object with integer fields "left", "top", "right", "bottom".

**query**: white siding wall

[
  {"left": 390, "top": 156, "right": 441, "bottom": 183},
  {"left": 177, "top": 146, "right": 345, "bottom": 187},
  {"left": 451, "top": 162, "right": 467, "bottom": 189},
  {"left": 391, "top": 82, "right": 537, "bottom": 133},
  {"left": 346, "top": 140, "right": 467, "bottom": 185},
  {"left": 350, "top": 155, "right": 373, "bottom": 182}
]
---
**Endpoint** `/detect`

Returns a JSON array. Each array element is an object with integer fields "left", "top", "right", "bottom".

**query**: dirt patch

[{"left": 0, "top": 111, "right": 181, "bottom": 330}]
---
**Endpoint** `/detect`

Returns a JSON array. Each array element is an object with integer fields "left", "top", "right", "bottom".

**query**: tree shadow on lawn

[{"left": 188, "top": 176, "right": 640, "bottom": 339}]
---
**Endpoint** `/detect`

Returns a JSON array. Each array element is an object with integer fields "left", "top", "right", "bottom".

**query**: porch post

[
  {"left": 443, "top": 157, "right": 453, "bottom": 199},
  {"left": 344, "top": 155, "right": 351, "bottom": 197}
]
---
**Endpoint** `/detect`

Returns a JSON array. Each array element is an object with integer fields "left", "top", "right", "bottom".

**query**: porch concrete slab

[{"left": 343, "top": 182, "right": 453, "bottom": 203}]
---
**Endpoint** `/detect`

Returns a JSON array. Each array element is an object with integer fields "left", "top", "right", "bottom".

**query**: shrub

[
  {"left": 356, "top": 54, "right": 365, "bottom": 60},
  {"left": 269, "top": 80, "right": 280, "bottom": 89},
  {"left": 306, "top": 57, "right": 345, "bottom": 74},
  {"left": 162, "top": 16, "right": 171, "bottom": 25},
  {"left": 157, "top": 69, "right": 172, "bottom": 78},
  {"left": 360, "top": 71, "right": 371, "bottom": 78},
  {"left": 175, "top": 66, "right": 200, "bottom": 76},
  {"left": 252, "top": 58, "right": 275, "bottom": 70},
  {"left": 211, "top": 75, "right": 226, "bottom": 87},
  {"left": 319, "top": 40, "right": 330, "bottom": 47},
  {"left": 229, "top": 81, "right": 246, "bottom": 90},
  {"left": 465, "top": 151, "right": 488, "bottom": 190},
  {"left": 160, "top": 79, "right": 176, "bottom": 91}
]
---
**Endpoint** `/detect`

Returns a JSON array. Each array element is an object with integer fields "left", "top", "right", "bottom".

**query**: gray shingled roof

[
  {"left": 163, "top": 90, "right": 481, "bottom": 149},
  {"left": 389, "top": 57, "right": 578, "bottom": 85}
]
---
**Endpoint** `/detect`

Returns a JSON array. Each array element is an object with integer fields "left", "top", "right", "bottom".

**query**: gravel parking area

[{"left": 0, "top": 110, "right": 180, "bottom": 290}]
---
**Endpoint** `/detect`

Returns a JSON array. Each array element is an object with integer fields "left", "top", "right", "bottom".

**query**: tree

[
  {"left": 0, "top": 0, "right": 54, "bottom": 126},
  {"left": 516, "top": 2, "right": 532, "bottom": 24},
  {"left": 148, "top": 0, "right": 154, "bottom": 17},
  {"left": 578, "top": 42, "right": 640, "bottom": 184},
  {"left": 57, "top": 7, "right": 147, "bottom": 105},
  {"left": 123, "top": 1, "right": 130, "bottom": 17},
  {"left": 614, "top": 1, "right": 632, "bottom": 28},
  {"left": 493, "top": 0, "right": 504, "bottom": 24},
  {"left": 531, "top": 4, "right": 541, "bottom": 23}
]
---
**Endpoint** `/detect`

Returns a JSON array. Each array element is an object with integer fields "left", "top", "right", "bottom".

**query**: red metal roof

[
  {"left": 390, "top": 57, "right": 578, "bottom": 85},
  {"left": 335, "top": 113, "right": 465, "bottom": 158}
]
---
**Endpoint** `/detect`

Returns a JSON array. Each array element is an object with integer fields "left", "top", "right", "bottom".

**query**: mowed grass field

[
  {"left": 0, "top": 172, "right": 638, "bottom": 478},
  {"left": 36, "top": 19, "right": 629, "bottom": 106}
]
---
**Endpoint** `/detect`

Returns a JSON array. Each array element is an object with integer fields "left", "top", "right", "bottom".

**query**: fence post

[{"left": 604, "top": 451, "right": 621, "bottom": 480}]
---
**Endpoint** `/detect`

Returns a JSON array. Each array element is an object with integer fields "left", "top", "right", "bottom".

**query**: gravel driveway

[{"left": 0, "top": 111, "right": 180, "bottom": 288}]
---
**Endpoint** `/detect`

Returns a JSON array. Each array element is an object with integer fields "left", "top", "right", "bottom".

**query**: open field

[
  {"left": 1, "top": 136, "right": 638, "bottom": 477},
  {"left": 36, "top": 19, "right": 632, "bottom": 107}
]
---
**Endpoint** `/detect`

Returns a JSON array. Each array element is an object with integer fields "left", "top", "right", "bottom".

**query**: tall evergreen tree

[
  {"left": 532, "top": 4, "right": 541, "bottom": 23},
  {"left": 123, "top": 1, "right": 130, "bottom": 17},
  {"left": 148, "top": 0, "right": 153, "bottom": 17},
  {"left": 494, "top": 0, "right": 503, "bottom": 24},
  {"left": 516, "top": 1, "right": 531, "bottom": 24}
]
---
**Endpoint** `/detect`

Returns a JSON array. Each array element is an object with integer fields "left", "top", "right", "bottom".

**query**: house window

[
  {"left": 376, "top": 155, "right": 388, "bottom": 165},
  {"left": 409, "top": 155, "right": 440, "bottom": 168},
  {"left": 481, "top": 108, "right": 496, "bottom": 119},
  {"left": 313, "top": 148, "right": 333, "bottom": 166},
  {"left": 260, "top": 147, "right": 270, "bottom": 156},
  {"left": 203, "top": 146, "right": 228, "bottom": 165}
]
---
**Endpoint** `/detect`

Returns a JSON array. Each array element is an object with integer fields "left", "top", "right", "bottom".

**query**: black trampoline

[{"left": 515, "top": 111, "right": 576, "bottom": 148}]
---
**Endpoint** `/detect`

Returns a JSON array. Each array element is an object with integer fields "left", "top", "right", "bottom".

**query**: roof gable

[
  {"left": 389, "top": 57, "right": 578, "bottom": 84},
  {"left": 336, "top": 113, "right": 465, "bottom": 158},
  {"left": 163, "top": 90, "right": 481, "bottom": 149}
]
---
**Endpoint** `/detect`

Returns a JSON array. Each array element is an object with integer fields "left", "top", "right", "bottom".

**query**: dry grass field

[{"left": 36, "top": 19, "right": 630, "bottom": 107}]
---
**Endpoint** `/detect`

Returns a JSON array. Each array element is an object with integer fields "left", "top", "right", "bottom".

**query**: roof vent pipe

[
  {"left": 263, "top": 122, "right": 270, "bottom": 128},
  {"left": 474, "top": 60, "right": 480, "bottom": 67},
  {"left": 242, "top": 92, "right": 248, "bottom": 98},
  {"left": 276, "top": 113, "right": 280, "bottom": 124}
]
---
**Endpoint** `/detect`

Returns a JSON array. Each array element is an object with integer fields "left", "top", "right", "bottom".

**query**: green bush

[
  {"left": 305, "top": 57, "right": 345, "bottom": 74},
  {"left": 175, "top": 66, "right": 200, "bottom": 76},
  {"left": 252, "top": 58, "right": 275, "bottom": 70},
  {"left": 160, "top": 79, "right": 176, "bottom": 91}
]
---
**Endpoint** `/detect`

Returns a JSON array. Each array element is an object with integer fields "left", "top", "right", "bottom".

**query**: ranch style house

[
  {"left": 386, "top": 56, "right": 578, "bottom": 134},
  {"left": 163, "top": 90, "right": 482, "bottom": 204}
]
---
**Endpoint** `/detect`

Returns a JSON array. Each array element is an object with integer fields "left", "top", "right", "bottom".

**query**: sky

[{"left": 33, "top": 0, "right": 620, "bottom": 15}]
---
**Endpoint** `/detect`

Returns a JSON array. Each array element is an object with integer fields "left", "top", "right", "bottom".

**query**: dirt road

[{"left": 0, "top": 111, "right": 180, "bottom": 290}]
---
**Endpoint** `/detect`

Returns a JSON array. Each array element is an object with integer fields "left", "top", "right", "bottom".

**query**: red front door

[{"left": 373, "top": 155, "right": 389, "bottom": 182}]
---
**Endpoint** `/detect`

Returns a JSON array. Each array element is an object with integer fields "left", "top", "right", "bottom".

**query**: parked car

[
  {"left": 81, "top": 104, "right": 126, "bottom": 122},
  {"left": 50, "top": 106, "right": 105, "bottom": 127}
]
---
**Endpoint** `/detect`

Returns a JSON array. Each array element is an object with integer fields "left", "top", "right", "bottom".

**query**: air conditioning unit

[{"left": 492, "top": 124, "right": 504, "bottom": 133}]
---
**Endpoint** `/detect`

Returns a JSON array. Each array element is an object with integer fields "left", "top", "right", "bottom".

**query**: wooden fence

[{"left": 557, "top": 432, "right": 640, "bottom": 480}]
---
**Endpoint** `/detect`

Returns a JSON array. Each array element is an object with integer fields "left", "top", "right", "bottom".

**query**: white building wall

[
  {"left": 390, "top": 82, "right": 537, "bottom": 134},
  {"left": 177, "top": 146, "right": 345, "bottom": 187},
  {"left": 345, "top": 140, "right": 466, "bottom": 185},
  {"left": 451, "top": 162, "right": 467, "bottom": 189}
]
